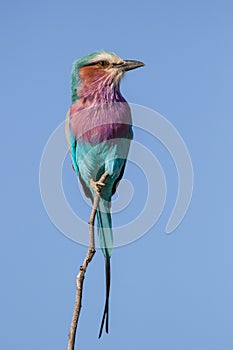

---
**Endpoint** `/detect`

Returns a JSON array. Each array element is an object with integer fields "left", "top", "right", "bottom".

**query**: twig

[{"left": 67, "top": 172, "right": 109, "bottom": 350}]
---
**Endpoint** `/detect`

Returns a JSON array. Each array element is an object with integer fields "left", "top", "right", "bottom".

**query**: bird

[{"left": 65, "top": 51, "right": 144, "bottom": 338}]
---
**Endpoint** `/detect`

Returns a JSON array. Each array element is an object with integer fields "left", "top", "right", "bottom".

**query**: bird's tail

[
  {"left": 96, "top": 198, "right": 113, "bottom": 338},
  {"left": 98, "top": 256, "right": 111, "bottom": 338}
]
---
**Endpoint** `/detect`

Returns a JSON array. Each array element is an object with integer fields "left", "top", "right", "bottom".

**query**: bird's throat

[{"left": 77, "top": 66, "right": 125, "bottom": 104}]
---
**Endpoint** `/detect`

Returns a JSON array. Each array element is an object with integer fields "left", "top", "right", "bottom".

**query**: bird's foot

[{"left": 90, "top": 178, "right": 106, "bottom": 195}]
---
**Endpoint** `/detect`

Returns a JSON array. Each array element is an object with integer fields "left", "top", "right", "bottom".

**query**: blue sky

[{"left": 1, "top": 0, "right": 233, "bottom": 349}]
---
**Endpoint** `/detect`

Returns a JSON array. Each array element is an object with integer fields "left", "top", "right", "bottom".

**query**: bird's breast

[{"left": 69, "top": 101, "right": 133, "bottom": 144}]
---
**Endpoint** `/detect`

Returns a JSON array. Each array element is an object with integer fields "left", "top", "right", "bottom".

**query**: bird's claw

[{"left": 90, "top": 178, "right": 106, "bottom": 195}]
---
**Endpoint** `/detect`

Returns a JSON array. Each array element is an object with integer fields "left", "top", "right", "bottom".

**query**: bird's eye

[{"left": 99, "top": 61, "right": 109, "bottom": 67}]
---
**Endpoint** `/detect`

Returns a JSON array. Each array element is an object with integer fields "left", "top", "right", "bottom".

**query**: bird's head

[{"left": 71, "top": 51, "right": 144, "bottom": 104}]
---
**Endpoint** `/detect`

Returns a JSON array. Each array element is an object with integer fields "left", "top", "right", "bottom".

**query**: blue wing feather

[{"left": 65, "top": 109, "right": 79, "bottom": 174}]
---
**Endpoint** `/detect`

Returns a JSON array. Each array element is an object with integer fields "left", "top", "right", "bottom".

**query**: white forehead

[{"left": 91, "top": 52, "right": 123, "bottom": 64}]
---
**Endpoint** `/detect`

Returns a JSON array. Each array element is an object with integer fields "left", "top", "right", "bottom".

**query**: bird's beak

[{"left": 118, "top": 60, "right": 145, "bottom": 72}]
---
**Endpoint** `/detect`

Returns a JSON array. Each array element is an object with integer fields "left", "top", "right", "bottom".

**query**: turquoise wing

[{"left": 65, "top": 109, "right": 79, "bottom": 174}]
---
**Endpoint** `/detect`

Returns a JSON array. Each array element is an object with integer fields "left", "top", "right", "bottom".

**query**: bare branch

[{"left": 67, "top": 172, "right": 109, "bottom": 350}]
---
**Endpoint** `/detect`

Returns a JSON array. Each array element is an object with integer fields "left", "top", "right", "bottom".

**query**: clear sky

[{"left": 1, "top": 0, "right": 233, "bottom": 349}]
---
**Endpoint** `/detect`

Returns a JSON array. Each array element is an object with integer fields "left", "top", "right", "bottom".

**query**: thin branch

[{"left": 67, "top": 172, "right": 109, "bottom": 350}]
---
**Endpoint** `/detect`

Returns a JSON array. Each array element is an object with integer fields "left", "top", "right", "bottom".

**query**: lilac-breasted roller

[{"left": 65, "top": 51, "right": 144, "bottom": 337}]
